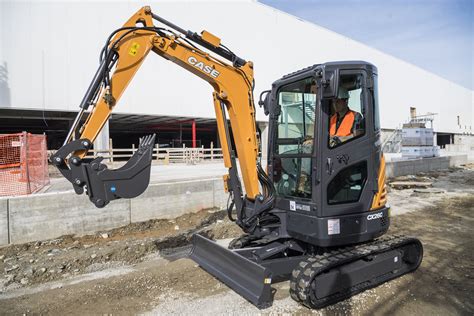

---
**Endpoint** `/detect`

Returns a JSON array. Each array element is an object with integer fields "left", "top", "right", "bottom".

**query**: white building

[{"left": 0, "top": 0, "right": 472, "bottom": 148}]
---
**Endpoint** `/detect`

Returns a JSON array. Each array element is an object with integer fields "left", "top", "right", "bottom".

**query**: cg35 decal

[{"left": 367, "top": 212, "right": 383, "bottom": 220}]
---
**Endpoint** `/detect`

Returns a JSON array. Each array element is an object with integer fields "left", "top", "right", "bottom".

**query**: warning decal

[
  {"left": 328, "top": 219, "right": 340, "bottom": 235},
  {"left": 289, "top": 201, "right": 296, "bottom": 211},
  {"left": 129, "top": 42, "right": 140, "bottom": 56}
]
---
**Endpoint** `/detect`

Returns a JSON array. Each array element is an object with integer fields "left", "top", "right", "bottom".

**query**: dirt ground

[{"left": 0, "top": 166, "right": 473, "bottom": 315}]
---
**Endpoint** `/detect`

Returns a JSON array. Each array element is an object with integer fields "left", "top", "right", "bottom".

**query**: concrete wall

[
  {"left": 130, "top": 179, "right": 226, "bottom": 222},
  {"left": 8, "top": 193, "right": 130, "bottom": 244},
  {"left": 0, "top": 155, "right": 468, "bottom": 246},
  {"left": 0, "top": 199, "right": 8, "bottom": 245},
  {"left": 0, "top": 177, "right": 227, "bottom": 246},
  {"left": 453, "top": 135, "right": 474, "bottom": 145},
  {"left": 385, "top": 155, "right": 468, "bottom": 178},
  {"left": 448, "top": 155, "right": 470, "bottom": 167}
]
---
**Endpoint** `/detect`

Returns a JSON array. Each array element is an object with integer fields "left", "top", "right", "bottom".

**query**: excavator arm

[{"left": 52, "top": 6, "right": 274, "bottom": 231}]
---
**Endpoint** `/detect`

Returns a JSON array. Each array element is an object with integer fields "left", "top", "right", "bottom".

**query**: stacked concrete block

[
  {"left": 401, "top": 128, "right": 434, "bottom": 146},
  {"left": 401, "top": 126, "right": 439, "bottom": 158},
  {"left": 424, "top": 129, "right": 434, "bottom": 146}
]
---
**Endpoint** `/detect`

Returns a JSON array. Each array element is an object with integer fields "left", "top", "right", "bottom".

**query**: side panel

[{"left": 286, "top": 206, "right": 389, "bottom": 247}]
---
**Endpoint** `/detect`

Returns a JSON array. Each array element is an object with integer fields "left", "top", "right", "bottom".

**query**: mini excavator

[{"left": 51, "top": 6, "right": 423, "bottom": 309}]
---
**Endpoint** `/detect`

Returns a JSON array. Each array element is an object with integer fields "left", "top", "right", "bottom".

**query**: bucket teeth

[{"left": 140, "top": 134, "right": 153, "bottom": 147}]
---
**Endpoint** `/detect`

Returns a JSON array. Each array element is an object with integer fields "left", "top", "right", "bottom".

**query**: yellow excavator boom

[{"left": 67, "top": 6, "right": 260, "bottom": 200}]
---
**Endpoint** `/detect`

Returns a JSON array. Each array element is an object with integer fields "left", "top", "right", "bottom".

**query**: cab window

[
  {"left": 273, "top": 77, "right": 316, "bottom": 199},
  {"left": 328, "top": 73, "right": 366, "bottom": 148}
]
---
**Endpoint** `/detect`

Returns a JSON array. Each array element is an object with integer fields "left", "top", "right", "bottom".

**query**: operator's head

[{"left": 333, "top": 87, "right": 349, "bottom": 114}]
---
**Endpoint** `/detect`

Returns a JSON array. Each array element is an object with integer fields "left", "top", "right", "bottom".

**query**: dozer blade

[{"left": 189, "top": 234, "right": 273, "bottom": 309}]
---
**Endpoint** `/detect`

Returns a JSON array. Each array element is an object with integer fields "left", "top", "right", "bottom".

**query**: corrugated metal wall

[{"left": 0, "top": 0, "right": 472, "bottom": 133}]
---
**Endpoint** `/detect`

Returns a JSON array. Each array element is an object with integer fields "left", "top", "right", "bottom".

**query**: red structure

[{"left": 192, "top": 119, "right": 196, "bottom": 148}]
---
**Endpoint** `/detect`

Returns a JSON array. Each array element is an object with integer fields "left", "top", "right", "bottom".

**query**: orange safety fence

[{"left": 0, "top": 132, "right": 50, "bottom": 196}]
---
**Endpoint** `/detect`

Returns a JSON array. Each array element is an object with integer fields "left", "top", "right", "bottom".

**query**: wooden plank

[{"left": 389, "top": 181, "right": 433, "bottom": 189}]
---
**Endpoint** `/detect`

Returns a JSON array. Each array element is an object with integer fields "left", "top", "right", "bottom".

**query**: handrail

[{"left": 48, "top": 146, "right": 223, "bottom": 165}]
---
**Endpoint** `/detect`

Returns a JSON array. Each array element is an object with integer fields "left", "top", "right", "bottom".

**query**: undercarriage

[{"left": 190, "top": 233, "right": 423, "bottom": 309}]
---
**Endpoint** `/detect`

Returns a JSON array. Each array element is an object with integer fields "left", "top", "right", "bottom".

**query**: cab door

[
  {"left": 271, "top": 76, "right": 320, "bottom": 214},
  {"left": 319, "top": 69, "right": 376, "bottom": 217}
]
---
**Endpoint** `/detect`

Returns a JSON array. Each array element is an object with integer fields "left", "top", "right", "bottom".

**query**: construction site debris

[
  {"left": 413, "top": 188, "right": 445, "bottom": 194},
  {"left": 0, "top": 165, "right": 472, "bottom": 314},
  {"left": 389, "top": 181, "right": 433, "bottom": 189},
  {"left": 0, "top": 208, "right": 239, "bottom": 289}
]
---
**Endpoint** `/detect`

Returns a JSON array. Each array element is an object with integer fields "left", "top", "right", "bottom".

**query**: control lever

[{"left": 326, "top": 157, "right": 333, "bottom": 175}]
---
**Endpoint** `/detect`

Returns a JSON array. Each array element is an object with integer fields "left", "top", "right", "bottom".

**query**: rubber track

[{"left": 289, "top": 235, "right": 422, "bottom": 309}]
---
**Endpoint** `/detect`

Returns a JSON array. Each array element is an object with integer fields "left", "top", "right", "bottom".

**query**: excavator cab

[
  {"left": 191, "top": 62, "right": 421, "bottom": 309},
  {"left": 267, "top": 61, "right": 387, "bottom": 247}
]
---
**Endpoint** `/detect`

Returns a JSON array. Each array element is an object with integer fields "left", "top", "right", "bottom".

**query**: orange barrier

[{"left": 0, "top": 132, "right": 50, "bottom": 196}]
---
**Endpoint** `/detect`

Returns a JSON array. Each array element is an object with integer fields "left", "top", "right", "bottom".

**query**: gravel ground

[{"left": 0, "top": 165, "right": 473, "bottom": 315}]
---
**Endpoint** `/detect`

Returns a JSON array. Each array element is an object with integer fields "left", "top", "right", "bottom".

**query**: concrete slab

[
  {"left": 130, "top": 178, "right": 216, "bottom": 223},
  {"left": 428, "top": 160, "right": 442, "bottom": 170},
  {"left": 213, "top": 179, "right": 227, "bottom": 211},
  {"left": 43, "top": 162, "right": 228, "bottom": 194},
  {"left": 0, "top": 199, "right": 8, "bottom": 246},
  {"left": 386, "top": 155, "right": 466, "bottom": 178},
  {"left": 8, "top": 192, "right": 130, "bottom": 244},
  {"left": 389, "top": 181, "right": 433, "bottom": 189},
  {"left": 449, "top": 155, "right": 468, "bottom": 167},
  {"left": 398, "top": 165, "right": 415, "bottom": 176}
]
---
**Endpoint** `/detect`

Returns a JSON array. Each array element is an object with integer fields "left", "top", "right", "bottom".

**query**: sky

[{"left": 259, "top": 0, "right": 473, "bottom": 90}]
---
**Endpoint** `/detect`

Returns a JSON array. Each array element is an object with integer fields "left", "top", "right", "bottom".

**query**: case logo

[{"left": 187, "top": 56, "right": 220, "bottom": 78}]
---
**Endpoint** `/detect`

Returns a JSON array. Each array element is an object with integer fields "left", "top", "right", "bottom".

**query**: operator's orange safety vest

[{"left": 330, "top": 110, "right": 355, "bottom": 137}]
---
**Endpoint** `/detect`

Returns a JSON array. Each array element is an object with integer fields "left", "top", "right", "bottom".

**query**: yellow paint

[
  {"left": 201, "top": 30, "right": 221, "bottom": 47},
  {"left": 75, "top": 6, "right": 261, "bottom": 200},
  {"left": 222, "top": 174, "right": 230, "bottom": 193},
  {"left": 370, "top": 154, "right": 388, "bottom": 210}
]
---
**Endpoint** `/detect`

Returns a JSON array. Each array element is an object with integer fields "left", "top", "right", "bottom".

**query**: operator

[{"left": 329, "top": 87, "right": 363, "bottom": 147}]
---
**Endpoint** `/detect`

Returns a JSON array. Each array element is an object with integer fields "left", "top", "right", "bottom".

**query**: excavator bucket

[
  {"left": 84, "top": 134, "right": 156, "bottom": 207},
  {"left": 52, "top": 134, "right": 156, "bottom": 208},
  {"left": 189, "top": 234, "right": 273, "bottom": 309}
]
